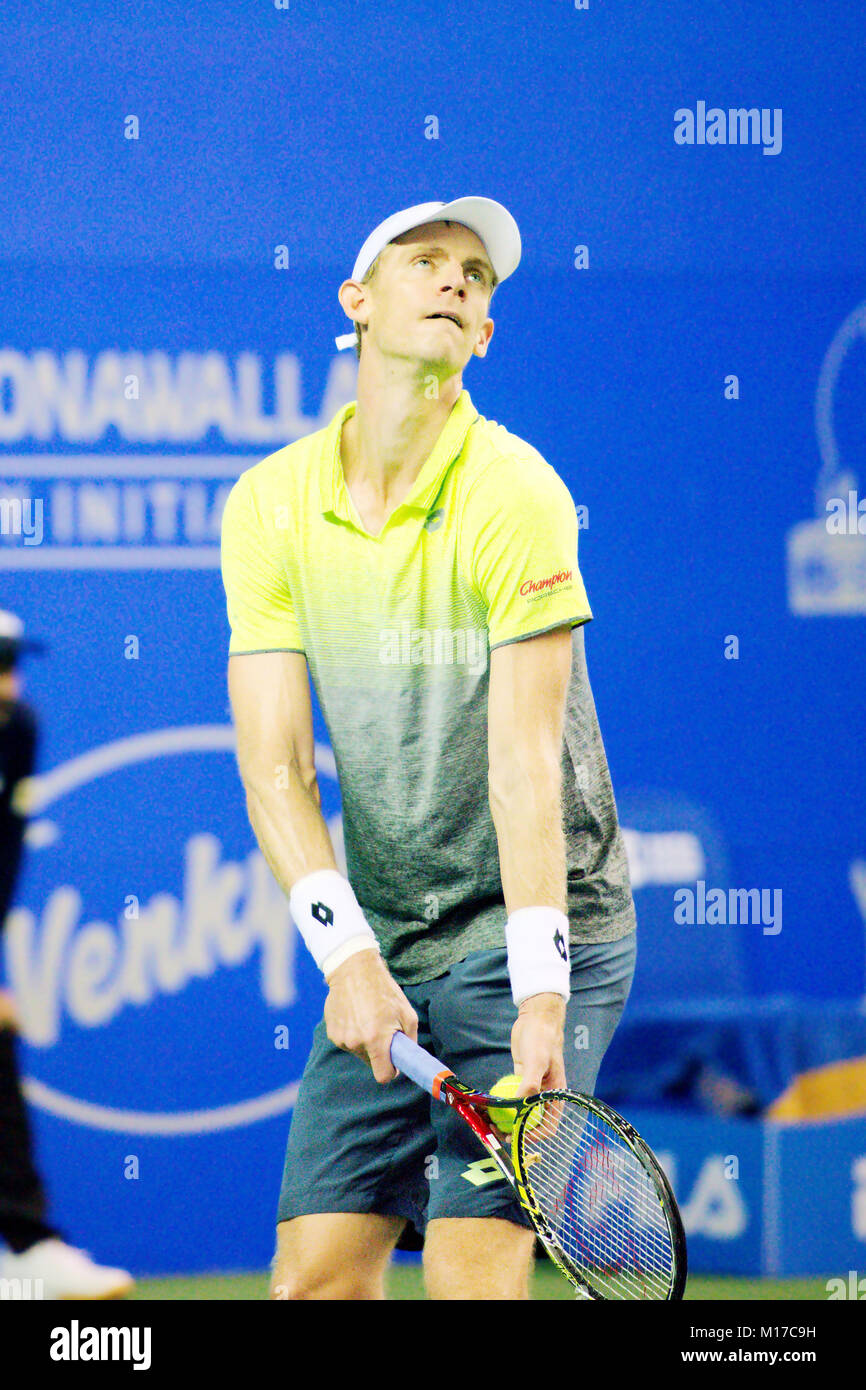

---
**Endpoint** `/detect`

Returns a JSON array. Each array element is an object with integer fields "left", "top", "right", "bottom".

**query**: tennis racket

[{"left": 390, "top": 1030, "right": 687, "bottom": 1301}]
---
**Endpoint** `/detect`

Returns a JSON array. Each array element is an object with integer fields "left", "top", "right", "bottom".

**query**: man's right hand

[{"left": 324, "top": 949, "right": 418, "bottom": 1083}]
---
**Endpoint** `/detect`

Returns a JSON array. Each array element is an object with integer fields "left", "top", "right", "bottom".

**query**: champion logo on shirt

[{"left": 519, "top": 568, "right": 573, "bottom": 597}]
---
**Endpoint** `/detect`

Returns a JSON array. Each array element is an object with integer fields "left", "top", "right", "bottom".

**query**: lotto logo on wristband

[
  {"left": 311, "top": 902, "right": 335, "bottom": 926},
  {"left": 554, "top": 927, "right": 568, "bottom": 962}
]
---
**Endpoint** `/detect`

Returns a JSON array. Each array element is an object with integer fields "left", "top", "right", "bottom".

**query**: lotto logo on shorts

[{"left": 461, "top": 1158, "right": 506, "bottom": 1187}]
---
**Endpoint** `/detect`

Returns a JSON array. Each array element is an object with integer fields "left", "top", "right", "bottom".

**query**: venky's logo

[
  {"left": 3, "top": 725, "right": 343, "bottom": 1134},
  {"left": 519, "top": 567, "right": 573, "bottom": 597}
]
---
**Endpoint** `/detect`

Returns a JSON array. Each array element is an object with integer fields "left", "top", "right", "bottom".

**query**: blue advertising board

[
  {"left": 631, "top": 1110, "right": 866, "bottom": 1280},
  {"left": 0, "top": 2, "right": 864, "bottom": 1276}
]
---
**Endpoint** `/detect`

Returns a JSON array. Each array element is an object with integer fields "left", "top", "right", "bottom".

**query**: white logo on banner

[
  {"left": 620, "top": 828, "right": 705, "bottom": 889},
  {"left": 679, "top": 1156, "right": 749, "bottom": 1239},
  {"left": 786, "top": 302, "right": 866, "bottom": 614},
  {"left": 0, "top": 351, "right": 356, "bottom": 570},
  {"left": 4, "top": 726, "right": 344, "bottom": 1134}
]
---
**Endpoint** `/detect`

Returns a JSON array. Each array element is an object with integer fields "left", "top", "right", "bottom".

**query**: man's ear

[
  {"left": 338, "top": 279, "right": 369, "bottom": 333},
  {"left": 472, "top": 317, "right": 494, "bottom": 359}
]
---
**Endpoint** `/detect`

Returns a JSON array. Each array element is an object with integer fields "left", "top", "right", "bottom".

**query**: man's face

[{"left": 346, "top": 220, "right": 495, "bottom": 368}]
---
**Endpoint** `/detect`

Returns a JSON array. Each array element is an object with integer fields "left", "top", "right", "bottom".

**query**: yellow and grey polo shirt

[{"left": 220, "top": 388, "right": 636, "bottom": 983}]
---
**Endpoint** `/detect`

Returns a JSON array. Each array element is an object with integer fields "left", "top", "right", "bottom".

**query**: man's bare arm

[
  {"left": 227, "top": 650, "right": 417, "bottom": 1078},
  {"left": 487, "top": 626, "right": 572, "bottom": 915},
  {"left": 487, "top": 625, "right": 575, "bottom": 1095},
  {"left": 227, "top": 650, "right": 337, "bottom": 892}
]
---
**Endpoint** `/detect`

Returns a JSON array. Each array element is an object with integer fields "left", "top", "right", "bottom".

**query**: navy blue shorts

[{"left": 277, "top": 933, "right": 637, "bottom": 1237}]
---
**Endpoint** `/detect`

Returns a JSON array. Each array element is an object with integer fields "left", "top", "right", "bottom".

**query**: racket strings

[{"left": 520, "top": 1101, "right": 675, "bottom": 1299}]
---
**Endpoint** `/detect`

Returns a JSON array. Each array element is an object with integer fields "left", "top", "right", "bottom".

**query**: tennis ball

[{"left": 488, "top": 1074, "right": 543, "bottom": 1134}]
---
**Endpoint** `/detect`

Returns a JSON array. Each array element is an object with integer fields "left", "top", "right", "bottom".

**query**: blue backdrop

[{"left": 0, "top": 0, "right": 864, "bottom": 1276}]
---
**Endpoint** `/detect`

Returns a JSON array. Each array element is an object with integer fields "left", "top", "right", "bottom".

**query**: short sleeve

[
  {"left": 220, "top": 473, "right": 305, "bottom": 655},
  {"left": 464, "top": 453, "right": 592, "bottom": 649}
]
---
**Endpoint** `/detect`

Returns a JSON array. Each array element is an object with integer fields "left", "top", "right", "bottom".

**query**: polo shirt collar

[{"left": 320, "top": 389, "right": 479, "bottom": 528}]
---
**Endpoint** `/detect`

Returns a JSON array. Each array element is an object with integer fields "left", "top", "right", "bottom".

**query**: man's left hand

[{"left": 511, "top": 993, "right": 567, "bottom": 1096}]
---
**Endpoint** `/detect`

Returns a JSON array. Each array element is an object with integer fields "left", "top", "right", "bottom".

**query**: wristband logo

[
  {"left": 554, "top": 927, "right": 568, "bottom": 962},
  {"left": 311, "top": 901, "right": 335, "bottom": 926},
  {"left": 3, "top": 725, "right": 344, "bottom": 1135}
]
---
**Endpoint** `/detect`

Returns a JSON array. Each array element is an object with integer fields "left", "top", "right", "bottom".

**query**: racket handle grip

[{"left": 390, "top": 1031, "right": 453, "bottom": 1099}]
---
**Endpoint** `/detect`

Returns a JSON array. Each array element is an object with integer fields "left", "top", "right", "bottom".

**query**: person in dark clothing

[{"left": 0, "top": 609, "right": 133, "bottom": 1298}]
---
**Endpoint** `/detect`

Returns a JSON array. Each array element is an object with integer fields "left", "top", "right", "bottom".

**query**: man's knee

[
  {"left": 269, "top": 1213, "right": 404, "bottom": 1300},
  {"left": 270, "top": 1264, "right": 374, "bottom": 1300}
]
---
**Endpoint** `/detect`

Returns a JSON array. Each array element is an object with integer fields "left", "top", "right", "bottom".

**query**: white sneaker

[{"left": 0, "top": 1238, "right": 135, "bottom": 1299}]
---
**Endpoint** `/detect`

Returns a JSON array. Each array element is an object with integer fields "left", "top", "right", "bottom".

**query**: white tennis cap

[{"left": 335, "top": 196, "right": 521, "bottom": 350}]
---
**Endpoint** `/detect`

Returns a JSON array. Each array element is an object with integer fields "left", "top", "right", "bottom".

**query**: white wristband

[
  {"left": 505, "top": 906, "right": 571, "bottom": 1007},
  {"left": 289, "top": 869, "right": 379, "bottom": 977}
]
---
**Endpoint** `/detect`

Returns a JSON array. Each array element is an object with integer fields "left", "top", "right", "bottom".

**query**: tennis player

[{"left": 220, "top": 197, "right": 638, "bottom": 1300}]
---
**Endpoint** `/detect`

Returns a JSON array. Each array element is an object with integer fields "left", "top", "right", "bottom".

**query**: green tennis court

[{"left": 127, "top": 1265, "right": 829, "bottom": 1301}]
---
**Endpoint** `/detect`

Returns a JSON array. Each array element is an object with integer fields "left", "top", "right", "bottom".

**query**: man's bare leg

[
  {"left": 423, "top": 1217, "right": 536, "bottom": 1300},
  {"left": 270, "top": 1213, "right": 405, "bottom": 1300}
]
